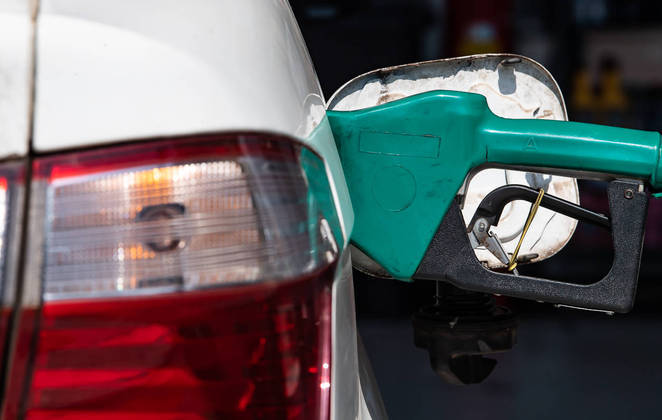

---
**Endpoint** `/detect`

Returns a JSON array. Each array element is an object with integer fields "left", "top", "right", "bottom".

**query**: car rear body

[{"left": 0, "top": 1, "right": 378, "bottom": 419}]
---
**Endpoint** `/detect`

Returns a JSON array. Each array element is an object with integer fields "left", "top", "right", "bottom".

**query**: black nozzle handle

[{"left": 417, "top": 179, "right": 648, "bottom": 313}]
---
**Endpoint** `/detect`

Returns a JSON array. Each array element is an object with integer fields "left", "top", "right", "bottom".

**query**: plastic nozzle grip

[
  {"left": 328, "top": 90, "right": 660, "bottom": 279},
  {"left": 481, "top": 116, "right": 662, "bottom": 190}
]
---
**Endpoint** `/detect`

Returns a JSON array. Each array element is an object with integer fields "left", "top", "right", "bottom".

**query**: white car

[{"left": 0, "top": 1, "right": 584, "bottom": 419}]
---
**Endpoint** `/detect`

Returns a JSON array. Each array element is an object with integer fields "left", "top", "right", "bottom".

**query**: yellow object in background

[
  {"left": 572, "top": 69, "right": 595, "bottom": 111},
  {"left": 600, "top": 70, "right": 628, "bottom": 111}
]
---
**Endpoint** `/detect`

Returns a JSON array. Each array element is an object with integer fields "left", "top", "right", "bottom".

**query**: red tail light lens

[
  {"left": 16, "top": 135, "right": 341, "bottom": 419},
  {"left": 28, "top": 269, "right": 333, "bottom": 420}
]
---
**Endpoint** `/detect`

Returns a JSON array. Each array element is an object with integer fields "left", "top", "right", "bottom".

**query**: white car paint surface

[
  {"left": 34, "top": 0, "right": 325, "bottom": 150},
  {"left": 0, "top": 0, "right": 33, "bottom": 159}
]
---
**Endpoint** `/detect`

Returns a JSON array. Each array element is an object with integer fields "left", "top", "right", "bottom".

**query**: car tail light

[{"left": 10, "top": 134, "right": 341, "bottom": 419}]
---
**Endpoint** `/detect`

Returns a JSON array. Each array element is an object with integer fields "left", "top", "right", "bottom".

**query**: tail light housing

[
  {"left": 0, "top": 162, "right": 25, "bottom": 363},
  {"left": 6, "top": 134, "right": 341, "bottom": 419}
]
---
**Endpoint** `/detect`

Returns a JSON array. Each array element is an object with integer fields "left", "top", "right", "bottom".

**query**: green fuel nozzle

[{"left": 328, "top": 90, "right": 662, "bottom": 282}]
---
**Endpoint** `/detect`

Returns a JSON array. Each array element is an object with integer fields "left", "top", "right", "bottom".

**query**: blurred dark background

[{"left": 290, "top": 1, "right": 662, "bottom": 419}]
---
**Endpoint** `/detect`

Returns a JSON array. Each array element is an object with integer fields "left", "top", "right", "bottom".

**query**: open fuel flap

[{"left": 329, "top": 54, "right": 579, "bottom": 274}]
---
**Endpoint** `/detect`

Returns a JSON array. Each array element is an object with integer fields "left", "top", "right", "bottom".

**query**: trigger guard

[{"left": 415, "top": 179, "right": 648, "bottom": 313}]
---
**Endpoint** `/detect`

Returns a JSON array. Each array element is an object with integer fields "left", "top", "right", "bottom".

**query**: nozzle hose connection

[{"left": 652, "top": 132, "right": 662, "bottom": 191}]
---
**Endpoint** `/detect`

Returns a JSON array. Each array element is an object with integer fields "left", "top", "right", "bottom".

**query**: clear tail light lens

[{"left": 14, "top": 134, "right": 341, "bottom": 419}]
